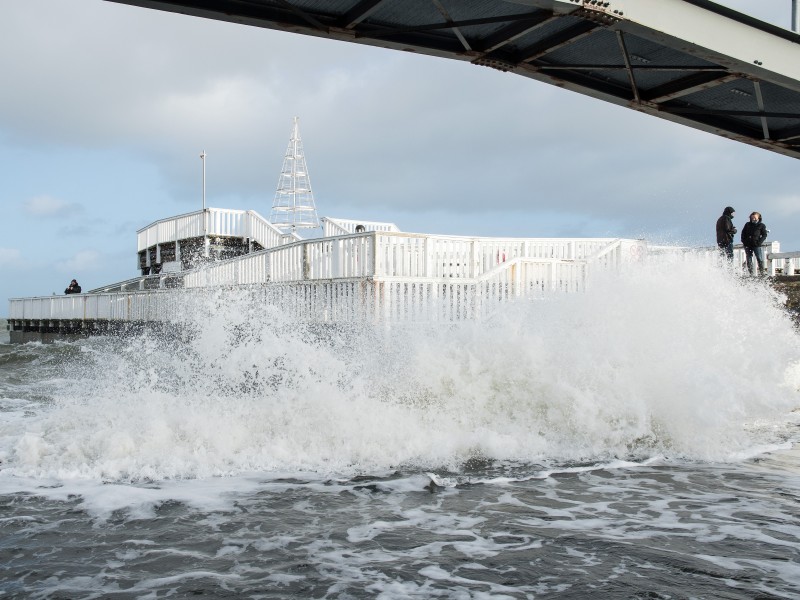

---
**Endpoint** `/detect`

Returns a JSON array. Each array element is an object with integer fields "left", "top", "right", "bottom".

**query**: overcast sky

[{"left": 1, "top": 0, "right": 798, "bottom": 305}]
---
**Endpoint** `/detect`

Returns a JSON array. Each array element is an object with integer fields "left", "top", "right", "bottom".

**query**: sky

[{"left": 1, "top": 0, "right": 799, "bottom": 307}]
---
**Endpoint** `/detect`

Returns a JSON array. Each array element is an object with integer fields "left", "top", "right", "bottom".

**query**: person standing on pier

[
  {"left": 741, "top": 212, "right": 768, "bottom": 276},
  {"left": 64, "top": 279, "right": 81, "bottom": 294},
  {"left": 715, "top": 206, "right": 737, "bottom": 261}
]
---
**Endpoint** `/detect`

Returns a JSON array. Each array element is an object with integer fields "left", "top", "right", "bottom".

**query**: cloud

[
  {"left": 23, "top": 195, "right": 83, "bottom": 218},
  {"left": 771, "top": 194, "right": 800, "bottom": 218},
  {"left": 55, "top": 250, "right": 102, "bottom": 273},
  {"left": 0, "top": 248, "right": 24, "bottom": 269}
]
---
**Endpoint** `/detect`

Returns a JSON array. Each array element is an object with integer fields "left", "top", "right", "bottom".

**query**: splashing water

[{"left": 2, "top": 256, "right": 799, "bottom": 483}]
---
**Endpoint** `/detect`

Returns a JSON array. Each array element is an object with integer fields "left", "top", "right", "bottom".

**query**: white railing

[
  {"left": 767, "top": 250, "right": 800, "bottom": 276},
  {"left": 322, "top": 217, "right": 400, "bottom": 236},
  {"left": 373, "top": 233, "right": 627, "bottom": 279},
  {"left": 321, "top": 218, "right": 350, "bottom": 237},
  {"left": 179, "top": 232, "right": 629, "bottom": 288},
  {"left": 7, "top": 235, "right": 716, "bottom": 326},
  {"left": 245, "top": 210, "right": 284, "bottom": 249},
  {"left": 137, "top": 208, "right": 284, "bottom": 253},
  {"left": 87, "top": 273, "right": 185, "bottom": 294},
  {"left": 282, "top": 231, "right": 303, "bottom": 245},
  {"left": 650, "top": 242, "right": 785, "bottom": 276},
  {"left": 182, "top": 234, "right": 377, "bottom": 287},
  {"left": 137, "top": 210, "right": 204, "bottom": 252},
  {"left": 8, "top": 291, "right": 192, "bottom": 323}
]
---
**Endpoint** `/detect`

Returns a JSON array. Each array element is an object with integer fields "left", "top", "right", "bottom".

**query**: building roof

[{"left": 106, "top": 0, "right": 800, "bottom": 159}]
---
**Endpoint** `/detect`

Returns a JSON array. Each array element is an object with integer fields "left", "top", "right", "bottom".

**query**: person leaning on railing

[
  {"left": 741, "top": 212, "right": 768, "bottom": 276},
  {"left": 64, "top": 279, "right": 82, "bottom": 294}
]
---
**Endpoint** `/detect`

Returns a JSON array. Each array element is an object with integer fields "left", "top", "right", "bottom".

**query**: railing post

[
  {"left": 470, "top": 239, "right": 477, "bottom": 278},
  {"left": 768, "top": 241, "right": 779, "bottom": 276},
  {"left": 303, "top": 243, "right": 310, "bottom": 280},
  {"left": 423, "top": 236, "right": 431, "bottom": 278},
  {"left": 373, "top": 233, "right": 380, "bottom": 277},
  {"left": 332, "top": 238, "right": 340, "bottom": 278}
]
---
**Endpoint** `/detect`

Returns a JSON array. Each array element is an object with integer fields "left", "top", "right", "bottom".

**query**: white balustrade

[
  {"left": 323, "top": 217, "right": 400, "bottom": 236},
  {"left": 137, "top": 208, "right": 284, "bottom": 254},
  {"left": 15, "top": 231, "right": 798, "bottom": 330}
]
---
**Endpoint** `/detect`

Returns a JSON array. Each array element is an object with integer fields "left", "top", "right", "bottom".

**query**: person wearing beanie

[{"left": 715, "top": 206, "right": 737, "bottom": 261}]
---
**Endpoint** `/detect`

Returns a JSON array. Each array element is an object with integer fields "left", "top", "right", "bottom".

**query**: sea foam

[{"left": 1, "top": 255, "right": 799, "bottom": 482}]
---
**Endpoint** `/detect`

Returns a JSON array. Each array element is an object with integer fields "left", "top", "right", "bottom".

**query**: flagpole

[
  {"left": 200, "top": 150, "right": 206, "bottom": 211},
  {"left": 201, "top": 150, "right": 208, "bottom": 257}
]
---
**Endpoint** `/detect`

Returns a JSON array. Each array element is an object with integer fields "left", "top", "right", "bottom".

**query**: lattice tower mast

[{"left": 269, "top": 117, "right": 320, "bottom": 232}]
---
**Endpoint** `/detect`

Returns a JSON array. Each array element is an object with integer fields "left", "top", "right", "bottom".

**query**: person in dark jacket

[
  {"left": 715, "top": 206, "right": 737, "bottom": 261},
  {"left": 740, "top": 212, "right": 768, "bottom": 275},
  {"left": 64, "top": 279, "right": 82, "bottom": 294}
]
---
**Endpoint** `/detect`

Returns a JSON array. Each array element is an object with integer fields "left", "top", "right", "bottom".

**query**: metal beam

[
  {"left": 355, "top": 12, "right": 552, "bottom": 39},
  {"left": 643, "top": 73, "right": 738, "bottom": 103},
  {"left": 517, "top": 20, "right": 598, "bottom": 63},
  {"left": 476, "top": 12, "right": 556, "bottom": 53},
  {"left": 776, "top": 125, "right": 800, "bottom": 142},
  {"left": 273, "top": 0, "right": 328, "bottom": 32},
  {"left": 431, "top": 0, "right": 471, "bottom": 52},
  {"left": 753, "top": 80, "right": 770, "bottom": 140},
  {"left": 524, "top": 62, "right": 635, "bottom": 102},
  {"left": 616, "top": 31, "right": 639, "bottom": 103},
  {"left": 659, "top": 106, "right": 800, "bottom": 119},
  {"left": 339, "top": 0, "right": 386, "bottom": 29},
  {"left": 536, "top": 64, "right": 728, "bottom": 72}
]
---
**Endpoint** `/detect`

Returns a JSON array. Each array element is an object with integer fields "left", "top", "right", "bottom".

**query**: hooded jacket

[
  {"left": 715, "top": 206, "right": 737, "bottom": 245},
  {"left": 741, "top": 217, "right": 768, "bottom": 248}
]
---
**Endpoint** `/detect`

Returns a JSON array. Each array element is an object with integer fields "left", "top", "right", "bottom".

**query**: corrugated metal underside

[{"left": 105, "top": 0, "right": 800, "bottom": 159}]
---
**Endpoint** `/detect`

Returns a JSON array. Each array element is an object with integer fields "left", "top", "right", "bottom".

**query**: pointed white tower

[{"left": 270, "top": 117, "right": 320, "bottom": 233}]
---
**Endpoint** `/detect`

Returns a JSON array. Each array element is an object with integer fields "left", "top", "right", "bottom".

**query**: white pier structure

[
  {"left": 7, "top": 208, "right": 796, "bottom": 342},
  {"left": 9, "top": 209, "right": 649, "bottom": 340},
  {"left": 135, "top": 207, "right": 300, "bottom": 276}
]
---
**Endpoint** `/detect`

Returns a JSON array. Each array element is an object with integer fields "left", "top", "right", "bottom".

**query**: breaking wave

[{"left": 2, "top": 255, "right": 799, "bottom": 482}]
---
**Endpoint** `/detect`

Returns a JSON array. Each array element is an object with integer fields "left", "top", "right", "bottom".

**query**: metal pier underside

[{"left": 104, "top": 0, "right": 800, "bottom": 159}]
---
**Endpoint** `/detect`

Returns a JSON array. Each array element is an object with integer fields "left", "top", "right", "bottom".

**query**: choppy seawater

[{"left": 2, "top": 259, "right": 800, "bottom": 599}]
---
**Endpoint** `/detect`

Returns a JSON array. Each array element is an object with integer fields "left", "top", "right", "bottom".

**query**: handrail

[
  {"left": 86, "top": 275, "right": 150, "bottom": 293},
  {"left": 136, "top": 208, "right": 206, "bottom": 235},
  {"left": 9, "top": 235, "right": 704, "bottom": 324},
  {"left": 179, "top": 232, "right": 647, "bottom": 287},
  {"left": 137, "top": 207, "right": 285, "bottom": 253},
  {"left": 323, "top": 217, "right": 399, "bottom": 234},
  {"left": 321, "top": 218, "right": 350, "bottom": 237},
  {"left": 587, "top": 238, "right": 622, "bottom": 261},
  {"left": 86, "top": 273, "right": 182, "bottom": 294},
  {"left": 660, "top": 241, "right": 787, "bottom": 276}
]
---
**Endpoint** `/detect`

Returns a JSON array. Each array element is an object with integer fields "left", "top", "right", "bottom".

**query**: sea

[{"left": 1, "top": 257, "right": 799, "bottom": 599}]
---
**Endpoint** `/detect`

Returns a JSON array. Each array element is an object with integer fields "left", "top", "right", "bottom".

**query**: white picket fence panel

[
  {"left": 24, "top": 234, "right": 796, "bottom": 328},
  {"left": 137, "top": 208, "right": 284, "bottom": 254}
]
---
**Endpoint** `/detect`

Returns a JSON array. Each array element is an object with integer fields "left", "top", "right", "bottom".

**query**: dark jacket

[
  {"left": 65, "top": 282, "right": 82, "bottom": 294},
  {"left": 741, "top": 220, "right": 767, "bottom": 248},
  {"left": 715, "top": 207, "right": 737, "bottom": 245}
]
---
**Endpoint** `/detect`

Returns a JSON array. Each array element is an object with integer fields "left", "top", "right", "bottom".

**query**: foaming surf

[{"left": 1, "top": 254, "right": 799, "bottom": 491}]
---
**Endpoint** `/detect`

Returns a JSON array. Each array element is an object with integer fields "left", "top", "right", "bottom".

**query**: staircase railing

[{"left": 137, "top": 208, "right": 285, "bottom": 254}]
